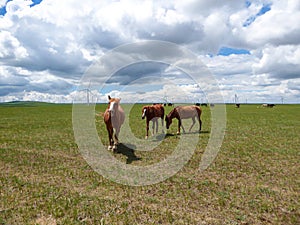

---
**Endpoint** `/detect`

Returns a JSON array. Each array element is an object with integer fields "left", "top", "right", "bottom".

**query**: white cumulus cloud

[{"left": 0, "top": 0, "right": 299, "bottom": 103}]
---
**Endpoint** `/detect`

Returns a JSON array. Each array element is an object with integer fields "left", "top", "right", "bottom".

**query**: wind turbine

[
  {"left": 84, "top": 81, "right": 92, "bottom": 105},
  {"left": 78, "top": 81, "right": 92, "bottom": 105},
  {"left": 163, "top": 92, "right": 168, "bottom": 104},
  {"left": 234, "top": 94, "right": 239, "bottom": 104}
]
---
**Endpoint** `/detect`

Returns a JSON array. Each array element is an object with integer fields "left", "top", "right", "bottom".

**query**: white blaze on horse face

[
  {"left": 109, "top": 101, "right": 115, "bottom": 116},
  {"left": 142, "top": 108, "right": 146, "bottom": 119}
]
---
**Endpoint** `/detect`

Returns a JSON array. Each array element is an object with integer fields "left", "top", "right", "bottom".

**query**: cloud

[
  {"left": 107, "top": 62, "right": 169, "bottom": 85},
  {"left": 236, "top": 1, "right": 300, "bottom": 47},
  {"left": 174, "top": 0, "right": 245, "bottom": 17},
  {"left": 0, "top": 0, "right": 299, "bottom": 103},
  {"left": 253, "top": 45, "right": 300, "bottom": 80},
  {"left": 0, "top": 30, "right": 28, "bottom": 59},
  {"left": 136, "top": 19, "right": 204, "bottom": 45}
]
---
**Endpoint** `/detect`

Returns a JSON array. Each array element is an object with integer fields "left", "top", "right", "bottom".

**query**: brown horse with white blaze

[
  {"left": 103, "top": 95, "right": 125, "bottom": 151},
  {"left": 142, "top": 104, "right": 164, "bottom": 139},
  {"left": 165, "top": 105, "right": 202, "bottom": 135}
]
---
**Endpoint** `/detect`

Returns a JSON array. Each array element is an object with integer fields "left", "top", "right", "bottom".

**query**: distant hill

[{"left": 0, "top": 101, "right": 55, "bottom": 107}]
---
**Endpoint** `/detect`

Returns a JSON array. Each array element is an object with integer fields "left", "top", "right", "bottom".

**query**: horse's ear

[{"left": 108, "top": 95, "right": 111, "bottom": 100}]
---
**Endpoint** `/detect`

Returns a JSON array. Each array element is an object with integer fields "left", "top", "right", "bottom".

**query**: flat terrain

[{"left": 0, "top": 102, "right": 299, "bottom": 224}]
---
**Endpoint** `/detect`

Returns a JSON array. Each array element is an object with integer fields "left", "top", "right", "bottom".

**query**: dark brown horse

[
  {"left": 103, "top": 95, "right": 125, "bottom": 151},
  {"left": 142, "top": 104, "right": 164, "bottom": 139},
  {"left": 165, "top": 105, "right": 202, "bottom": 135}
]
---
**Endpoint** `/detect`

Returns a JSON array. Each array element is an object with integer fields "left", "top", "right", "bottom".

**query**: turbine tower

[{"left": 234, "top": 94, "right": 239, "bottom": 104}]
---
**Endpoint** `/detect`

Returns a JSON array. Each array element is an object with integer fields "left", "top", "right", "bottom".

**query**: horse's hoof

[
  {"left": 108, "top": 146, "right": 113, "bottom": 150},
  {"left": 145, "top": 136, "right": 148, "bottom": 139},
  {"left": 176, "top": 131, "right": 180, "bottom": 135},
  {"left": 112, "top": 145, "right": 118, "bottom": 153}
]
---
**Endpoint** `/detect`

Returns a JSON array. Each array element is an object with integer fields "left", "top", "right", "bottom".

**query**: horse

[
  {"left": 103, "top": 95, "right": 125, "bottom": 151},
  {"left": 262, "top": 103, "right": 275, "bottom": 108},
  {"left": 165, "top": 105, "right": 202, "bottom": 135},
  {"left": 142, "top": 104, "right": 165, "bottom": 139}
]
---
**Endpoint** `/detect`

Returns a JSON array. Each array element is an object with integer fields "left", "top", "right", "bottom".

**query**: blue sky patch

[
  {"left": 30, "top": 0, "right": 43, "bottom": 8},
  {"left": 245, "top": 1, "right": 251, "bottom": 8},
  {"left": 0, "top": 0, "right": 11, "bottom": 16},
  {"left": 0, "top": 6, "right": 6, "bottom": 16},
  {"left": 243, "top": 3, "right": 271, "bottom": 27},
  {"left": 257, "top": 4, "right": 272, "bottom": 16},
  {"left": 218, "top": 47, "right": 250, "bottom": 56},
  {"left": 0, "top": 0, "right": 43, "bottom": 16}
]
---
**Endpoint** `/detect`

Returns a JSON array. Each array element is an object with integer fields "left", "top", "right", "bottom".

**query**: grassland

[{"left": 0, "top": 102, "right": 299, "bottom": 224}]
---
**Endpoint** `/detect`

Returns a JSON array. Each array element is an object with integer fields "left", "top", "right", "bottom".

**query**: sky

[{"left": 0, "top": 0, "right": 299, "bottom": 103}]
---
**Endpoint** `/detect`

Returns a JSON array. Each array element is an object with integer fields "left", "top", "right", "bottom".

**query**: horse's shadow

[
  {"left": 190, "top": 130, "right": 210, "bottom": 134},
  {"left": 145, "top": 132, "right": 175, "bottom": 142},
  {"left": 115, "top": 143, "right": 141, "bottom": 164},
  {"left": 153, "top": 133, "right": 169, "bottom": 141},
  {"left": 164, "top": 130, "right": 210, "bottom": 136}
]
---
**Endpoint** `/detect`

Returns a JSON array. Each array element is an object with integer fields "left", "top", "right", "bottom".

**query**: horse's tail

[
  {"left": 161, "top": 105, "right": 165, "bottom": 119},
  {"left": 195, "top": 106, "right": 202, "bottom": 131},
  {"left": 195, "top": 106, "right": 202, "bottom": 117},
  {"left": 96, "top": 111, "right": 105, "bottom": 117}
]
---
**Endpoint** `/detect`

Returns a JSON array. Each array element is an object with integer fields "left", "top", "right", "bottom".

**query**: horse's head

[
  {"left": 165, "top": 115, "right": 172, "bottom": 129},
  {"left": 141, "top": 106, "right": 148, "bottom": 119},
  {"left": 108, "top": 95, "right": 120, "bottom": 117}
]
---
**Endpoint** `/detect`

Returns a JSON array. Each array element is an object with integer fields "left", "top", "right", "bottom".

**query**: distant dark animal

[
  {"left": 235, "top": 104, "right": 240, "bottom": 108},
  {"left": 201, "top": 103, "right": 208, "bottom": 107},
  {"left": 195, "top": 103, "right": 200, "bottom": 106},
  {"left": 262, "top": 104, "right": 275, "bottom": 108},
  {"left": 168, "top": 103, "right": 173, "bottom": 106},
  {"left": 103, "top": 95, "right": 125, "bottom": 151},
  {"left": 210, "top": 103, "right": 215, "bottom": 107},
  {"left": 165, "top": 105, "right": 202, "bottom": 135},
  {"left": 142, "top": 104, "right": 165, "bottom": 139}
]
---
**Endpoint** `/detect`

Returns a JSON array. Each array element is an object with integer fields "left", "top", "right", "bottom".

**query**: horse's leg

[
  {"left": 145, "top": 119, "right": 149, "bottom": 139},
  {"left": 114, "top": 127, "right": 120, "bottom": 145},
  {"left": 106, "top": 125, "right": 113, "bottom": 150},
  {"left": 196, "top": 113, "right": 202, "bottom": 132},
  {"left": 113, "top": 127, "right": 120, "bottom": 151},
  {"left": 155, "top": 118, "right": 158, "bottom": 134},
  {"left": 151, "top": 120, "right": 155, "bottom": 135},
  {"left": 189, "top": 117, "right": 196, "bottom": 132},
  {"left": 161, "top": 116, "right": 164, "bottom": 134},
  {"left": 177, "top": 119, "right": 184, "bottom": 134},
  {"left": 180, "top": 118, "right": 186, "bottom": 134}
]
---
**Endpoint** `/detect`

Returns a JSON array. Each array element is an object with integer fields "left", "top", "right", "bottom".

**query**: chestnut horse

[
  {"left": 103, "top": 96, "right": 125, "bottom": 151},
  {"left": 165, "top": 105, "right": 202, "bottom": 135},
  {"left": 142, "top": 104, "right": 164, "bottom": 139}
]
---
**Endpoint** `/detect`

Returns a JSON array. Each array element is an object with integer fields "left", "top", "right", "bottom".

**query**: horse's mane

[{"left": 168, "top": 107, "right": 179, "bottom": 118}]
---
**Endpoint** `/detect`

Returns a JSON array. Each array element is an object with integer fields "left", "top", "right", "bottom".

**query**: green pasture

[{"left": 0, "top": 102, "right": 299, "bottom": 224}]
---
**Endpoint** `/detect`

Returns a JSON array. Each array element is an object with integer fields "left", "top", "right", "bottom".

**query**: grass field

[{"left": 0, "top": 102, "right": 299, "bottom": 224}]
